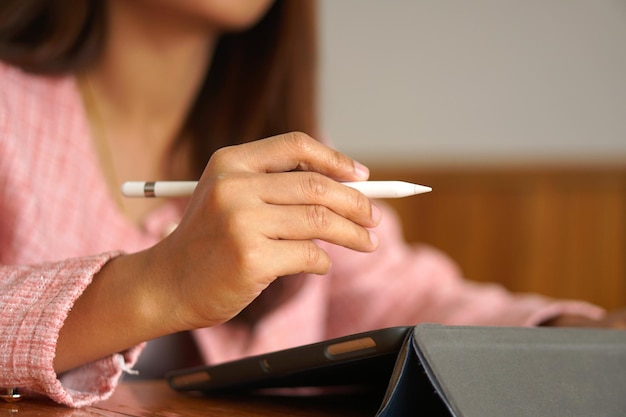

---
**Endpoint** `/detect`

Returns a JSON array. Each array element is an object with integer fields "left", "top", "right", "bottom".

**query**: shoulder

[
  {"left": 0, "top": 60, "right": 78, "bottom": 121},
  {"left": 0, "top": 61, "right": 88, "bottom": 197},
  {"left": 0, "top": 61, "right": 83, "bottom": 155}
]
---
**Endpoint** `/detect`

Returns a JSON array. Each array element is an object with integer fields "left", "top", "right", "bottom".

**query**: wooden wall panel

[{"left": 369, "top": 164, "right": 626, "bottom": 311}]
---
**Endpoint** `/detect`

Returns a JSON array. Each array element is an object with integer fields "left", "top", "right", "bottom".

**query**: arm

[
  {"left": 323, "top": 204, "right": 606, "bottom": 337},
  {"left": 1, "top": 132, "right": 380, "bottom": 405},
  {"left": 541, "top": 310, "right": 626, "bottom": 328},
  {"left": 52, "top": 133, "right": 380, "bottom": 381},
  {"left": 0, "top": 254, "right": 142, "bottom": 407},
  {"left": 53, "top": 251, "right": 166, "bottom": 374}
]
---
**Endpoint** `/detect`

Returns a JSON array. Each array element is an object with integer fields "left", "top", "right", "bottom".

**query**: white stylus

[{"left": 121, "top": 180, "right": 431, "bottom": 199}]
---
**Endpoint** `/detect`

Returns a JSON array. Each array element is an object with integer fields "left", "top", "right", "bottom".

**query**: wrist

[
  {"left": 54, "top": 251, "right": 176, "bottom": 373},
  {"left": 112, "top": 249, "right": 186, "bottom": 336}
]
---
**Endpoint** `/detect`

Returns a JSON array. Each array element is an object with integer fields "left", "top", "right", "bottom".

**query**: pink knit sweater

[{"left": 0, "top": 62, "right": 604, "bottom": 407}]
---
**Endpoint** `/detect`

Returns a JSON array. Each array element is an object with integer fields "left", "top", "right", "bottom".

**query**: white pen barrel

[
  {"left": 121, "top": 181, "right": 197, "bottom": 197},
  {"left": 153, "top": 181, "right": 197, "bottom": 197},
  {"left": 343, "top": 181, "right": 431, "bottom": 198}
]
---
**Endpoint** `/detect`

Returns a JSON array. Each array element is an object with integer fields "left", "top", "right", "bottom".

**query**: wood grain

[
  {"left": 1, "top": 381, "right": 379, "bottom": 416},
  {"left": 370, "top": 163, "right": 626, "bottom": 311}
]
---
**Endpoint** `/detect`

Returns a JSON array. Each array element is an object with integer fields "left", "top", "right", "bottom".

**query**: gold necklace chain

[{"left": 78, "top": 75, "right": 128, "bottom": 215}]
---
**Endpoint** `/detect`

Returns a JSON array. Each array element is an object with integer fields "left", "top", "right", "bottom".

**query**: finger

[
  {"left": 265, "top": 239, "right": 333, "bottom": 277},
  {"left": 198, "top": 171, "right": 381, "bottom": 228},
  {"left": 208, "top": 132, "right": 370, "bottom": 182},
  {"left": 255, "top": 171, "right": 380, "bottom": 228},
  {"left": 256, "top": 204, "right": 378, "bottom": 252}
]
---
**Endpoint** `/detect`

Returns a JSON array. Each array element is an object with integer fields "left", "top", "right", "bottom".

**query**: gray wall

[{"left": 319, "top": 0, "right": 626, "bottom": 164}]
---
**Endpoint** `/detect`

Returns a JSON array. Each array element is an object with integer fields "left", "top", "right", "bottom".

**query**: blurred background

[{"left": 318, "top": 0, "right": 626, "bottom": 310}]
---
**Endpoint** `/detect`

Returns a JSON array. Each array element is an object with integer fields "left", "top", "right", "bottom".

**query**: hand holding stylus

[{"left": 143, "top": 133, "right": 387, "bottom": 330}]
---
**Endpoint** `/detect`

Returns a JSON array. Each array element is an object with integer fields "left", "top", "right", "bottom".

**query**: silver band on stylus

[{"left": 144, "top": 181, "right": 156, "bottom": 197}]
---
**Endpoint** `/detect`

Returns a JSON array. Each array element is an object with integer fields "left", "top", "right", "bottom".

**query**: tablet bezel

[{"left": 166, "top": 326, "right": 412, "bottom": 393}]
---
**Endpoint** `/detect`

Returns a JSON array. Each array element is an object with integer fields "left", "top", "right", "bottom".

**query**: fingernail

[
  {"left": 368, "top": 230, "right": 379, "bottom": 248},
  {"left": 353, "top": 161, "right": 369, "bottom": 180},
  {"left": 371, "top": 202, "right": 382, "bottom": 224}
]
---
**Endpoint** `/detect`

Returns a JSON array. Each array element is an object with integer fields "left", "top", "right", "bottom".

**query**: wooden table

[{"left": 0, "top": 380, "right": 383, "bottom": 416}]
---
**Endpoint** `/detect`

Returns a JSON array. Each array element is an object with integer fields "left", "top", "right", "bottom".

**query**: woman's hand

[
  {"left": 148, "top": 132, "right": 382, "bottom": 332},
  {"left": 542, "top": 309, "right": 626, "bottom": 329},
  {"left": 55, "top": 132, "right": 380, "bottom": 373}
]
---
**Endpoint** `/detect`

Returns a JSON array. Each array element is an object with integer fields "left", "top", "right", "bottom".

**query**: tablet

[{"left": 166, "top": 326, "right": 412, "bottom": 394}]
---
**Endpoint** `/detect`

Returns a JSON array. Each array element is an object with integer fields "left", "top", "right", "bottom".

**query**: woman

[{"left": 0, "top": 0, "right": 616, "bottom": 407}]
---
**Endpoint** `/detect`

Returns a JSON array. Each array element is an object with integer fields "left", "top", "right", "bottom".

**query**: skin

[
  {"left": 542, "top": 311, "right": 626, "bottom": 329},
  {"left": 53, "top": 0, "right": 381, "bottom": 374},
  {"left": 55, "top": 133, "right": 381, "bottom": 373}
]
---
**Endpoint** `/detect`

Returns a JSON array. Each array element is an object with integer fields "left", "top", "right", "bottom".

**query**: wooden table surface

[{"left": 0, "top": 380, "right": 383, "bottom": 416}]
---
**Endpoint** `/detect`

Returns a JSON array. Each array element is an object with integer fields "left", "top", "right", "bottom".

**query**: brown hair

[{"left": 0, "top": 0, "right": 318, "bottom": 178}]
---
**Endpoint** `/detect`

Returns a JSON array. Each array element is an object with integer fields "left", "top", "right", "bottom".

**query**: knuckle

[
  {"left": 285, "top": 131, "right": 314, "bottom": 150},
  {"left": 208, "top": 145, "right": 236, "bottom": 170},
  {"left": 325, "top": 148, "right": 346, "bottom": 172},
  {"left": 211, "top": 146, "right": 228, "bottom": 160},
  {"left": 207, "top": 172, "right": 251, "bottom": 203},
  {"left": 225, "top": 211, "right": 244, "bottom": 232},
  {"left": 306, "top": 205, "right": 331, "bottom": 233},
  {"left": 237, "top": 245, "right": 262, "bottom": 278},
  {"left": 222, "top": 208, "right": 250, "bottom": 237},
  {"left": 225, "top": 228, "right": 263, "bottom": 277},
  {"left": 284, "top": 132, "right": 317, "bottom": 162},
  {"left": 207, "top": 174, "right": 235, "bottom": 205},
  {"left": 301, "top": 240, "right": 322, "bottom": 268},
  {"left": 349, "top": 189, "right": 369, "bottom": 214},
  {"left": 301, "top": 173, "right": 328, "bottom": 200}
]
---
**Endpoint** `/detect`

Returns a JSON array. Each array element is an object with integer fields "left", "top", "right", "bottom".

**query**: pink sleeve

[
  {"left": 323, "top": 204, "right": 605, "bottom": 338},
  {"left": 0, "top": 253, "right": 142, "bottom": 407}
]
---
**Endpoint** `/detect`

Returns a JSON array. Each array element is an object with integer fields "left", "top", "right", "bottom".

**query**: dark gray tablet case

[{"left": 377, "top": 324, "right": 626, "bottom": 417}]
